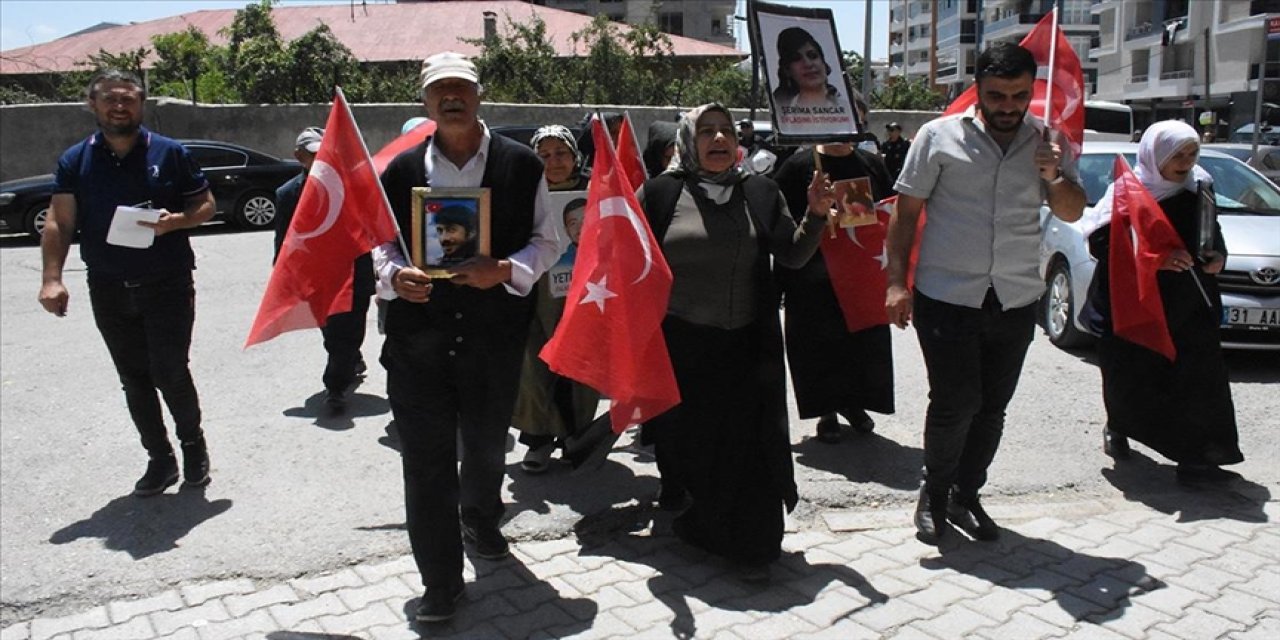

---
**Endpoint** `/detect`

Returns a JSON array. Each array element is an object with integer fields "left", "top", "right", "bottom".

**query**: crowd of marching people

[{"left": 39, "top": 42, "right": 1245, "bottom": 625}]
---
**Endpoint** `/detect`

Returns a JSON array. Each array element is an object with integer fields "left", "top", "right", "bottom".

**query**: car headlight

[{"left": 0, "top": 192, "right": 14, "bottom": 206}]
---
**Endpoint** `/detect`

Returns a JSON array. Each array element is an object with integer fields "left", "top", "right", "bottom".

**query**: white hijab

[{"left": 1081, "top": 120, "right": 1213, "bottom": 235}]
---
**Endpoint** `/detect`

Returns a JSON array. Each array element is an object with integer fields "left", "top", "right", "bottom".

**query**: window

[
  {"left": 711, "top": 18, "right": 722, "bottom": 35},
  {"left": 186, "top": 145, "right": 247, "bottom": 170},
  {"left": 659, "top": 12, "right": 684, "bottom": 36}
]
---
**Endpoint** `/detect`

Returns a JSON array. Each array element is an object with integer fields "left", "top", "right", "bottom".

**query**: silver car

[
  {"left": 1039, "top": 142, "right": 1280, "bottom": 351},
  {"left": 1203, "top": 143, "right": 1280, "bottom": 184}
]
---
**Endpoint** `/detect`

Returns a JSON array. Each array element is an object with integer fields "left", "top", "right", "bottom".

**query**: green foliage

[
  {"left": 872, "top": 76, "right": 947, "bottom": 111},
  {"left": 284, "top": 24, "right": 361, "bottom": 102},
  {"left": 81, "top": 47, "right": 149, "bottom": 82},
  {"left": 467, "top": 15, "right": 570, "bottom": 104},
  {"left": 568, "top": 17, "right": 676, "bottom": 105},
  {"left": 676, "top": 62, "right": 764, "bottom": 108},
  {"left": 151, "top": 26, "right": 212, "bottom": 103},
  {"left": 0, "top": 84, "right": 45, "bottom": 105}
]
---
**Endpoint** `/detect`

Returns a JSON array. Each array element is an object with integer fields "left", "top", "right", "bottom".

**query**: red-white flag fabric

[
  {"left": 614, "top": 112, "right": 647, "bottom": 193},
  {"left": 822, "top": 197, "right": 894, "bottom": 333},
  {"left": 372, "top": 118, "right": 436, "bottom": 175},
  {"left": 245, "top": 89, "right": 400, "bottom": 348},
  {"left": 942, "top": 11, "right": 1085, "bottom": 156},
  {"left": 1108, "top": 155, "right": 1184, "bottom": 361},
  {"left": 540, "top": 118, "right": 679, "bottom": 433}
]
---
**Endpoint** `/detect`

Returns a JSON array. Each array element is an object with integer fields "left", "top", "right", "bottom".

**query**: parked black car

[{"left": 0, "top": 140, "right": 301, "bottom": 239}]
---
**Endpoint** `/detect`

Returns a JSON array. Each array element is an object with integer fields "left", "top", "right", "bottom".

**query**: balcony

[
  {"left": 984, "top": 13, "right": 1045, "bottom": 39},
  {"left": 1125, "top": 21, "right": 1159, "bottom": 42},
  {"left": 1159, "top": 70, "right": 1193, "bottom": 80}
]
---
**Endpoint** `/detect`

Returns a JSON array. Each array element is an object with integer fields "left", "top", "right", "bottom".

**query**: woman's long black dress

[{"left": 1086, "top": 188, "right": 1242, "bottom": 466}]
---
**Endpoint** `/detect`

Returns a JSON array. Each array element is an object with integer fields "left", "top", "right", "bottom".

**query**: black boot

[
  {"left": 914, "top": 486, "right": 949, "bottom": 545},
  {"left": 947, "top": 488, "right": 1000, "bottom": 541},
  {"left": 134, "top": 454, "right": 179, "bottom": 497},
  {"left": 180, "top": 438, "right": 210, "bottom": 487},
  {"left": 1103, "top": 428, "right": 1130, "bottom": 460}
]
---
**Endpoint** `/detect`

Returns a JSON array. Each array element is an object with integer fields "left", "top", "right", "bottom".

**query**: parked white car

[{"left": 1039, "top": 142, "right": 1280, "bottom": 351}]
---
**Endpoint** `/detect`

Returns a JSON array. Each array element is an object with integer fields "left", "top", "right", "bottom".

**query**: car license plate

[{"left": 1222, "top": 306, "right": 1280, "bottom": 328}]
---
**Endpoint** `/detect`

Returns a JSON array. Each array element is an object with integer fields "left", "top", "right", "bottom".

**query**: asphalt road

[{"left": 2, "top": 226, "right": 1276, "bottom": 624}]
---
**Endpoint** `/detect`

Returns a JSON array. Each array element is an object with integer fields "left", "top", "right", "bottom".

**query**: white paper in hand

[{"left": 107, "top": 206, "right": 162, "bottom": 248}]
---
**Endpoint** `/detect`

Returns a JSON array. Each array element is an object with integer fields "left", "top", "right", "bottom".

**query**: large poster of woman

[{"left": 749, "top": 0, "right": 862, "bottom": 143}]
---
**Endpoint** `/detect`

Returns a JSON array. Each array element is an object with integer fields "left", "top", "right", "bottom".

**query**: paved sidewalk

[{"left": 4, "top": 488, "right": 1276, "bottom": 640}]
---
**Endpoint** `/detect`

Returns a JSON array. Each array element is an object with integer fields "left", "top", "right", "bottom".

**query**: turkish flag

[
  {"left": 540, "top": 118, "right": 679, "bottom": 433},
  {"left": 822, "top": 196, "right": 894, "bottom": 333},
  {"left": 614, "top": 112, "right": 647, "bottom": 192},
  {"left": 372, "top": 118, "right": 436, "bottom": 175},
  {"left": 1108, "top": 155, "right": 1183, "bottom": 361},
  {"left": 942, "top": 10, "right": 1085, "bottom": 156},
  {"left": 245, "top": 89, "right": 400, "bottom": 348}
]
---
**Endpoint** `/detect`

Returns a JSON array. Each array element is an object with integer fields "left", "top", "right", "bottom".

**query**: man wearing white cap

[
  {"left": 372, "top": 51, "right": 563, "bottom": 622},
  {"left": 273, "top": 126, "right": 372, "bottom": 415}
]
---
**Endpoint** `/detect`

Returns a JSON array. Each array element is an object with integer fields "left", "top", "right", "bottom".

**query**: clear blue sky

[{"left": 1, "top": 0, "right": 889, "bottom": 60}]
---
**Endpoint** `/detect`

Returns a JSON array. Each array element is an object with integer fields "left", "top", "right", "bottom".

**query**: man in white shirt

[{"left": 373, "top": 52, "right": 563, "bottom": 622}]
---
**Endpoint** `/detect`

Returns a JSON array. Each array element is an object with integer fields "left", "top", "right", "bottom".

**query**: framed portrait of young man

[
  {"left": 545, "top": 190, "right": 587, "bottom": 299},
  {"left": 410, "top": 187, "right": 491, "bottom": 278},
  {"left": 748, "top": 0, "right": 862, "bottom": 144}
]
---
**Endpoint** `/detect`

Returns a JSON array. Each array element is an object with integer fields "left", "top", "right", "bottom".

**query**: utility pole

[{"left": 862, "top": 0, "right": 873, "bottom": 98}]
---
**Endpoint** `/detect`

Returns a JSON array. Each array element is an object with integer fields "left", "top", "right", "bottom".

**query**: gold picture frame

[{"left": 411, "top": 187, "right": 491, "bottom": 278}]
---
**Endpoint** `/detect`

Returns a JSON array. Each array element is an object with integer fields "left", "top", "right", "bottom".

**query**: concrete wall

[{"left": 0, "top": 99, "right": 939, "bottom": 182}]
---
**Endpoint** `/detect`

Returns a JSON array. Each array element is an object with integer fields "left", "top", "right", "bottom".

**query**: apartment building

[
  {"left": 530, "top": 0, "right": 736, "bottom": 46},
  {"left": 1091, "top": 0, "right": 1280, "bottom": 134},
  {"left": 887, "top": 0, "right": 1098, "bottom": 100}
]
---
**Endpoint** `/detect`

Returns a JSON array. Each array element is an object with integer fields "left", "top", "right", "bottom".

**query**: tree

[
  {"left": 151, "top": 26, "right": 211, "bottom": 104},
  {"left": 842, "top": 49, "right": 870, "bottom": 96},
  {"left": 81, "top": 47, "right": 149, "bottom": 84},
  {"left": 221, "top": 0, "right": 289, "bottom": 103},
  {"left": 872, "top": 76, "right": 947, "bottom": 111},
  {"left": 285, "top": 24, "right": 361, "bottom": 102},
  {"left": 466, "top": 15, "right": 571, "bottom": 104}
]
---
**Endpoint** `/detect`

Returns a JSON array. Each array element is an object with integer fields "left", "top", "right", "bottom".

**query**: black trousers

[
  {"left": 320, "top": 293, "right": 371, "bottom": 394},
  {"left": 383, "top": 325, "right": 525, "bottom": 589},
  {"left": 913, "top": 289, "right": 1034, "bottom": 497},
  {"left": 88, "top": 272, "right": 203, "bottom": 458}
]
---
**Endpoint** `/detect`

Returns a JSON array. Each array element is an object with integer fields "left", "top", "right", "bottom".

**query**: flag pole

[
  {"left": 335, "top": 86, "right": 413, "bottom": 261},
  {"left": 1042, "top": 4, "right": 1059, "bottom": 139}
]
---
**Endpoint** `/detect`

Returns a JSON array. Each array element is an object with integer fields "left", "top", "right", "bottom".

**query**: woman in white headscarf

[
  {"left": 635, "top": 103, "right": 833, "bottom": 578},
  {"left": 1083, "top": 120, "right": 1242, "bottom": 485}
]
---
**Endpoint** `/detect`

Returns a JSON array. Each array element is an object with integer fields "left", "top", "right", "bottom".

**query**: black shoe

[
  {"left": 461, "top": 522, "right": 509, "bottom": 560},
  {"left": 414, "top": 583, "right": 464, "bottom": 623},
  {"left": 1103, "top": 428, "right": 1131, "bottom": 460},
  {"left": 1176, "top": 464, "right": 1242, "bottom": 485},
  {"left": 947, "top": 491, "right": 1000, "bottom": 541},
  {"left": 324, "top": 389, "right": 348, "bottom": 415},
  {"left": 839, "top": 409, "right": 875, "bottom": 434},
  {"left": 354, "top": 358, "right": 368, "bottom": 379},
  {"left": 180, "top": 438, "right": 210, "bottom": 487},
  {"left": 913, "top": 487, "right": 949, "bottom": 545},
  {"left": 656, "top": 485, "right": 692, "bottom": 512},
  {"left": 134, "top": 455, "right": 179, "bottom": 497},
  {"left": 815, "top": 414, "right": 843, "bottom": 444}
]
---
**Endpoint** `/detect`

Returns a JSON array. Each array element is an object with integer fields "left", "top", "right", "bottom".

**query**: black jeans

[
  {"left": 88, "top": 272, "right": 203, "bottom": 458},
  {"left": 914, "top": 289, "right": 1034, "bottom": 497},
  {"left": 383, "top": 324, "right": 525, "bottom": 589},
  {"left": 320, "top": 293, "right": 371, "bottom": 394}
]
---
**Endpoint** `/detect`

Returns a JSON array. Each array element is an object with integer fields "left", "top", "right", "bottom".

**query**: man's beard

[
  {"left": 98, "top": 117, "right": 141, "bottom": 136},
  {"left": 979, "top": 102, "right": 1026, "bottom": 134}
]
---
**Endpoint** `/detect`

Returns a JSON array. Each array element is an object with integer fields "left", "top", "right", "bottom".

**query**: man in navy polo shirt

[{"left": 38, "top": 69, "right": 217, "bottom": 497}]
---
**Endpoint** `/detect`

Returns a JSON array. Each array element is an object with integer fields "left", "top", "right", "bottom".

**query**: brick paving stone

[
  {"left": 868, "top": 538, "right": 935, "bottom": 566},
  {"left": 499, "top": 581, "right": 563, "bottom": 614},
  {"left": 106, "top": 592, "right": 184, "bottom": 624},
  {"left": 1120, "top": 523, "right": 1184, "bottom": 548},
  {"left": 582, "top": 611, "right": 636, "bottom": 637},
  {"left": 791, "top": 617, "right": 881, "bottom": 640},
  {"left": 845, "top": 550, "right": 904, "bottom": 578},
  {"left": 1163, "top": 564, "right": 1247, "bottom": 598},
  {"left": 561, "top": 564, "right": 649, "bottom": 595},
  {"left": 817, "top": 532, "right": 892, "bottom": 560},
  {"left": 1228, "top": 567, "right": 1280, "bottom": 602},
  {"left": 789, "top": 589, "right": 873, "bottom": 629},
  {"left": 851, "top": 596, "right": 934, "bottom": 633},
  {"left": 152, "top": 628, "right": 199, "bottom": 640},
  {"left": 1202, "top": 548, "right": 1272, "bottom": 579},
  {"left": 266, "top": 593, "right": 346, "bottom": 629},
  {"left": 518, "top": 539, "right": 581, "bottom": 563},
  {"left": 973, "top": 610, "right": 1066, "bottom": 640},
  {"left": 861, "top": 526, "right": 918, "bottom": 546},
  {"left": 782, "top": 531, "right": 837, "bottom": 552},
  {"left": 71, "top": 616, "right": 155, "bottom": 640},
  {"left": 190, "top": 609, "right": 275, "bottom": 640},
  {"left": 149, "top": 601, "right": 231, "bottom": 637},
  {"left": 1, "top": 624, "right": 30, "bottom": 640},
  {"left": 898, "top": 580, "right": 979, "bottom": 614},
  {"left": 1201, "top": 518, "right": 1271, "bottom": 539},
  {"left": 1012, "top": 517, "right": 1074, "bottom": 540},
  {"left": 675, "top": 607, "right": 759, "bottom": 638},
  {"left": 1053, "top": 622, "right": 1131, "bottom": 639},
  {"left": 222, "top": 584, "right": 300, "bottom": 617},
  {"left": 366, "top": 622, "right": 423, "bottom": 640},
  {"left": 886, "top": 625, "right": 946, "bottom": 640},
  {"left": 1020, "top": 593, "right": 1108, "bottom": 627},
  {"left": 1175, "top": 528, "right": 1248, "bottom": 556},
  {"left": 723, "top": 612, "right": 818, "bottom": 640},
  {"left": 1228, "top": 613, "right": 1280, "bottom": 640},
  {"left": 490, "top": 602, "right": 577, "bottom": 639},
  {"left": 1194, "top": 588, "right": 1276, "bottom": 626},
  {"left": 333, "top": 577, "right": 414, "bottom": 611},
  {"left": 458, "top": 589, "right": 520, "bottom": 619},
  {"left": 1089, "top": 602, "right": 1175, "bottom": 639},
  {"left": 939, "top": 570, "right": 1005, "bottom": 595},
  {"left": 986, "top": 546, "right": 1061, "bottom": 579},
  {"left": 575, "top": 585, "right": 636, "bottom": 615},
  {"left": 959, "top": 590, "right": 1042, "bottom": 623},
  {"left": 289, "top": 569, "right": 365, "bottom": 596},
  {"left": 352, "top": 556, "right": 417, "bottom": 584},
  {"left": 315, "top": 602, "right": 400, "bottom": 636},
  {"left": 464, "top": 566, "right": 531, "bottom": 600},
  {"left": 1093, "top": 510, "right": 1162, "bottom": 529},
  {"left": 1151, "top": 609, "right": 1245, "bottom": 639},
  {"left": 178, "top": 580, "right": 255, "bottom": 608},
  {"left": 524, "top": 554, "right": 587, "bottom": 582},
  {"left": 822, "top": 509, "right": 916, "bottom": 535},
  {"left": 1002, "top": 567, "right": 1082, "bottom": 601},
  {"left": 1043, "top": 553, "right": 1124, "bottom": 582},
  {"left": 615, "top": 559, "right": 660, "bottom": 581},
  {"left": 1133, "top": 582, "right": 1212, "bottom": 617},
  {"left": 1080, "top": 537, "right": 1160, "bottom": 560},
  {"left": 1136, "top": 542, "right": 1216, "bottom": 572},
  {"left": 30, "top": 607, "right": 110, "bottom": 640},
  {"left": 678, "top": 576, "right": 750, "bottom": 609},
  {"left": 1066, "top": 574, "right": 1144, "bottom": 611},
  {"left": 1061, "top": 521, "right": 1129, "bottom": 545},
  {"left": 912, "top": 605, "right": 998, "bottom": 639}
]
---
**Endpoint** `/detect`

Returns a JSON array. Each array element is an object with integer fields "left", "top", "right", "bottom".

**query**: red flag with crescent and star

[
  {"left": 245, "top": 88, "right": 400, "bottom": 348},
  {"left": 1108, "top": 155, "right": 1184, "bottom": 361},
  {"left": 614, "top": 112, "right": 647, "bottom": 192},
  {"left": 822, "top": 196, "right": 895, "bottom": 334},
  {"left": 540, "top": 118, "right": 679, "bottom": 434}
]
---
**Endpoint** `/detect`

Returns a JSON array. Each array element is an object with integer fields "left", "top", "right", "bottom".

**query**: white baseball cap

[
  {"left": 420, "top": 52, "right": 479, "bottom": 90},
  {"left": 295, "top": 126, "right": 324, "bottom": 153}
]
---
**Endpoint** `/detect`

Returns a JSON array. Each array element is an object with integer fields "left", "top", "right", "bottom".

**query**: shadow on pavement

[
  {"left": 399, "top": 553, "right": 598, "bottom": 638},
  {"left": 49, "top": 485, "right": 232, "bottom": 560},
  {"left": 792, "top": 431, "right": 923, "bottom": 491},
  {"left": 924, "top": 529, "right": 1163, "bottom": 624},
  {"left": 282, "top": 390, "right": 390, "bottom": 432},
  {"left": 266, "top": 633, "right": 360, "bottom": 640},
  {"left": 506, "top": 451, "right": 655, "bottom": 520},
  {"left": 1100, "top": 451, "right": 1271, "bottom": 523}
]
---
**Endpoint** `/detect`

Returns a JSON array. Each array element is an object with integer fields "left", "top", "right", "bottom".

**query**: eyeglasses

[{"left": 96, "top": 94, "right": 140, "bottom": 107}]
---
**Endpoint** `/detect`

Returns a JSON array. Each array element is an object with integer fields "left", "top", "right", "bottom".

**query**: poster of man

[
  {"left": 411, "top": 187, "right": 491, "bottom": 276},
  {"left": 750, "top": 0, "right": 860, "bottom": 142},
  {"left": 545, "top": 191, "right": 587, "bottom": 299}
]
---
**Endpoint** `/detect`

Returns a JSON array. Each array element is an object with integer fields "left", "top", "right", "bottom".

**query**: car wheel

[
  {"left": 233, "top": 192, "right": 276, "bottom": 230},
  {"left": 1042, "top": 259, "right": 1090, "bottom": 348},
  {"left": 24, "top": 201, "right": 50, "bottom": 239}
]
